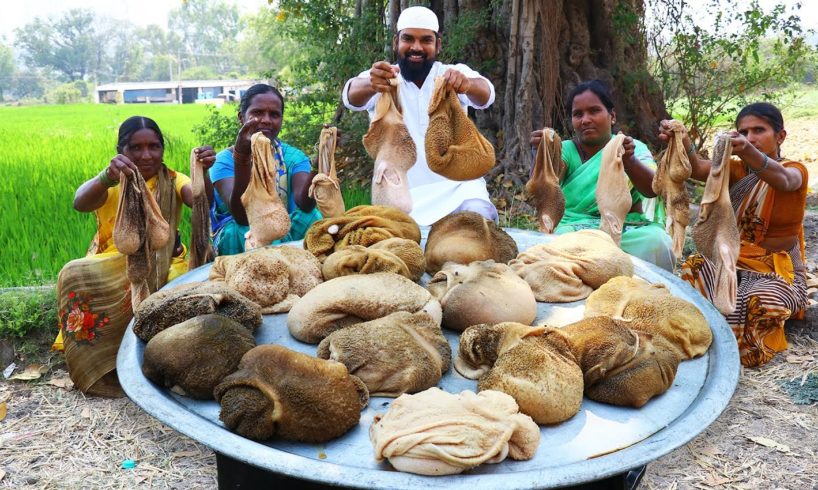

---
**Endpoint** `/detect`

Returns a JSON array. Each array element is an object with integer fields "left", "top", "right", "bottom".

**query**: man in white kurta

[{"left": 342, "top": 6, "right": 497, "bottom": 226}]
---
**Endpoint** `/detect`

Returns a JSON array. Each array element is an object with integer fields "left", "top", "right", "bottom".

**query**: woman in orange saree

[
  {"left": 660, "top": 103, "right": 808, "bottom": 367},
  {"left": 54, "top": 116, "right": 215, "bottom": 396}
]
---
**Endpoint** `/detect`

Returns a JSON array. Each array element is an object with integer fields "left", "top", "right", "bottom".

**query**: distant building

[{"left": 94, "top": 80, "right": 262, "bottom": 105}]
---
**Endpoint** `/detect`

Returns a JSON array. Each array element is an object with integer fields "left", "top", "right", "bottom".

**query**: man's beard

[{"left": 397, "top": 52, "right": 435, "bottom": 84}]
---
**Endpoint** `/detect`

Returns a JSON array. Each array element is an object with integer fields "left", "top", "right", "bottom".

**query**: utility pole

[{"left": 177, "top": 50, "right": 183, "bottom": 104}]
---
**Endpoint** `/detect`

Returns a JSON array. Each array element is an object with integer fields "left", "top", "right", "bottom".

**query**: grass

[
  {"left": 0, "top": 288, "right": 57, "bottom": 339},
  {"left": 782, "top": 84, "right": 818, "bottom": 120},
  {"left": 341, "top": 183, "right": 371, "bottom": 209}
]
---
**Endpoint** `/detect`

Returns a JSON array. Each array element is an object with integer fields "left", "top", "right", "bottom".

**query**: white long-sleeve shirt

[{"left": 343, "top": 61, "right": 496, "bottom": 226}]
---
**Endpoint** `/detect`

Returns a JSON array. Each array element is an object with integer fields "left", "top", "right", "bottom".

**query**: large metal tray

[{"left": 118, "top": 228, "right": 740, "bottom": 489}]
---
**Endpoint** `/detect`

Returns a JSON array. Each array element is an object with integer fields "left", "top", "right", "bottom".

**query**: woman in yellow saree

[
  {"left": 660, "top": 103, "right": 809, "bottom": 367},
  {"left": 54, "top": 116, "right": 216, "bottom": 396}
]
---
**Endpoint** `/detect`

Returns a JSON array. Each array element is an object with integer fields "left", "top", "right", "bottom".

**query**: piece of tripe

[{"left": 370, "top": 387, "right": 540, "bottom": 475}]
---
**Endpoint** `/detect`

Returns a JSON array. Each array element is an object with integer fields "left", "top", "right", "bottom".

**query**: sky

[
  {"left": 1, "top": 0, "right": 817, "bottom": 43},
  {"left": 0, "top": 0, "right": 266, "bottom": 42}
]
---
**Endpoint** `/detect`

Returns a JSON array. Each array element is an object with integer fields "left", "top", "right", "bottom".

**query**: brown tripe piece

[
  {"left": 303, "top": 205, "right": 421, "bottom": 261},
  {"left": 241, "top": 132, "right": 290, "bottom": 249},
  {"left": 596, "top": 133, "right": 631, "bottom": 244},
  {"left": 424, "top": 211, "right": 517, "bottom": 275},
  {"left": 692, "top": 132, "right": 739, "bottom": 315},
  {"left": 370, "top": 388, "right": 540, "bottom": 475},
  {"left": 142, "top": 176, "right": 170, "bottom": 252},
  {"left": 561, "top": 316, "right": 680, "bottom": 408},
  {"left": 189, "top": 148, "right": 214, "bottom": 270},
  {"left": 214, "top": 345, "right": 369, "bottom": 443},
  {"left": 362, "top": 78, "right": 416, "bottom": 213},
  {"left": 308, "top": 126, "right": 346, "bottom": 218},
  {"left": 113, "top": 170, "right": 145, "bottom": 255},
  {"left": 509, "top": 229, "right": 633, "bottom": 302},
  {"left": 132, "top": 281, "right": 262, "bottom": 342},
  {"left": 427, "top": 260, "right": 537, "bottom": 331},
  {"left": 584, "top": 276, "right": 712, "bottom": 359},
  {"left": 425, "top": 76, "right": 495, "bottom": 181},
  {"left": 316, "top": 311, "right": 450, "bottom": 397},
  {"left": 113, "top": 170, "right": 170, "bottom": 308},
  {"left": 455, "top": 322, "right": 583, "bottom": 425},
  {"left": 142, "top": 313, "right": 256, "bottom": 399},
  {"left": 525, "top": 127, "right": 565, "bottom": 233},
  {"left": 126, "top": 245, "right": 152, "bottom": 309},
  {"left": 322, "top": 237, "right": 425, "bottom": 282},
  {"left": 209, "top": 245, "right": 323, "bottom": 313},
  {"left": 652, "top": 120, "right": 692, "bottom": 259}
]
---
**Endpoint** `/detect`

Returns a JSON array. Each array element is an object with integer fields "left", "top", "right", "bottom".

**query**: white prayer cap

[{"left": 396, "top": 6, "right": 439, "bottom": 33}]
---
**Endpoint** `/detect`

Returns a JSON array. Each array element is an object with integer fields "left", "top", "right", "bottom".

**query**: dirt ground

[{"left": 1, "top": 124, "right": 817, "bottom": 489}]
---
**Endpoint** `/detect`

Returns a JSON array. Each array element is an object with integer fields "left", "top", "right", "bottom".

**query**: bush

[
  {"left": 192, "top": 103, "right": 240, "bottom": 150},
  {"left": 46, "top": 84, "right": 83, "bottom": 105},
  {"left": 191, "top": 98, "right": 345, "bottom": 160},
  {"left": 0, "top": 288, "right": 57, "bottom": 339},
  {"left": 648, "top": 0, "right": 811, "bottom": 148}
]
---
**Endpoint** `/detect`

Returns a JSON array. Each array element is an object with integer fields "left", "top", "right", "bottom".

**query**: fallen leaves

[
  {"left": 699, "top": 445, "right": 724, "bottom": 458},
  {"left": 785, "top": 354, "right": 815, "bottom": 364},
  {"left": 0, "top": 401, "right": 6, "bottom": 422},
  {"left": 702, "top": 471, "right": 732, "bottom": 486},
  {"left": 8, "top": 364, "right": 48, "bottom": 381},
  {"left": 47, "top": 375, "right": 74, "bottom": 390},
  {"left": 746, "top": 436, "right": 791, "bottom": 453}
]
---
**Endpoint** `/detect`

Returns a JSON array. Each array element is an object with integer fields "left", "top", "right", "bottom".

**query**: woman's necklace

[{"left": 573, "top": 137, "right": 588, "bottom": 163}]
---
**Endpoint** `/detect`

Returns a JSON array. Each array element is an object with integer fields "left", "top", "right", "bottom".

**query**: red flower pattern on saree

[{"left": 59, "top": 291, "right": 110, "bottom": 344}]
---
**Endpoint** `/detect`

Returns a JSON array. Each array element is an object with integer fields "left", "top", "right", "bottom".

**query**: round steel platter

[{"left": 118, "top": 228, "right": 740, "bottom": 489}]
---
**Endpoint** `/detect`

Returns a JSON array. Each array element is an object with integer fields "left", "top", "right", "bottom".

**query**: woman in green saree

[{"left": 530, "top": 80, "right": 674, "bottom": 271}]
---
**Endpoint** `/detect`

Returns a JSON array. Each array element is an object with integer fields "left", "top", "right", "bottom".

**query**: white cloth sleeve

[{"left": 342, "top": 69, "right": 379, "bottom": 112}]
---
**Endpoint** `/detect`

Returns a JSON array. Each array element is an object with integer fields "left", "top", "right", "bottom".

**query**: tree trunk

[
  {"left": 443, "top": 0, "right": 458, "bottom": 25},
  {"left": 388, "top": 0, "right": 401, "bottom": 34},
  {"left": 446, "top": 0, "right": 668, "bottom": 210}
]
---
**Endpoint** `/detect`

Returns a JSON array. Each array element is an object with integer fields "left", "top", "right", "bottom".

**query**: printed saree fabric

[{"left": 681, "top": 158, "right": 809, "bottom": 367}]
